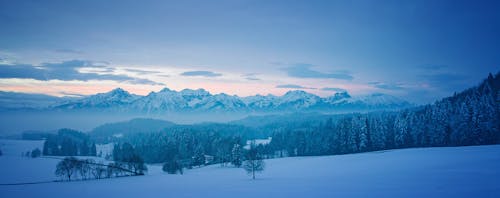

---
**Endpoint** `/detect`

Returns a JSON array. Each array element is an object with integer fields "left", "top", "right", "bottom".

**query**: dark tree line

[
  {"left": 87, "top": 72, "right": 498, "bottom": 178},
  {"left": 129, "top": 129, "right": 244, "bottom": 163},
  {"left": 112, "top": 143, "right": 147, "bottom": 175},
  {"left": 43, "top": 129, "right": 97, "bottom": 156},
  {"left": 55, "top": 157, "right": 143, "bottom": 181},
  {"left": 22, "top": 148, "right": 42, "bottom": 158},
  {"left": 115, "top": 125, "right": 249, "bottom": 174},
  {"left": 267, "top": 72, "right": 500, "bottom": 157}
]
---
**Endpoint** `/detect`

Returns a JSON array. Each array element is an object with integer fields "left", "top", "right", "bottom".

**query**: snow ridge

[{"left": 49, "top": 88, "right": 412, "bottom": 113}]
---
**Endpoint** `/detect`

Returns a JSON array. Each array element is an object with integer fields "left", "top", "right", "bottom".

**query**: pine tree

[
  {"left": 231, "top": 144, "right": 242, "bottom": 167},
  {"left": 90, "top": 143, "right": 97, "bottom": 156},
  {"left": 192, "top": 145, "right": 205, "bottom": 167},
  {"left": 31, "top": 148, "right": 41, "bottom": 158}
]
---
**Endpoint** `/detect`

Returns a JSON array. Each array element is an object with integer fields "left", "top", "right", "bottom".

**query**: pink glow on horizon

[{"left": 0, "top": 78, "right": 379, "bottom": 98}]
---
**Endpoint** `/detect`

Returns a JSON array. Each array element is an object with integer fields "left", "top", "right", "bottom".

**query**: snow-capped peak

[
  {"left": 105, "top": 88, "right": 132, "bottom": 98},
  {"left": 179, "top": 88, "right": 211, "bottom": 97},
  {"left": 326, "top": 91, "right": 351, "bottom": 102},
  {"left": 50, "top": 87, "right": 412, "bottom": 113}
]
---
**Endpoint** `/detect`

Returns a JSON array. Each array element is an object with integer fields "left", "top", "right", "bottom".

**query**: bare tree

[
  {"left": 243, "top": 142, "right": 265, "bottom": 179},
  {"left": 106, "top": 164, "right": 114, "bottom": 178},
  {"left": 79, "top": 159, "right": 93, "bottom": 180},
  {"left": 55, "top": 157, "right": 78, "bottom": 181}
]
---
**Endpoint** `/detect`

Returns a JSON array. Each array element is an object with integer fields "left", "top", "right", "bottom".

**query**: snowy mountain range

[{"left": 0, "top": 88, "right": 413, "bottom": 113}]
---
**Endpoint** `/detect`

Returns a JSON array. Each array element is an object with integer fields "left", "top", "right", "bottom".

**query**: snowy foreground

[{"left": 1, "top": 140, "right": 499, "bottom": 198}]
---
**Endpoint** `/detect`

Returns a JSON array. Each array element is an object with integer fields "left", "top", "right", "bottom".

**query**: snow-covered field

[{"left": 1, "top": 139, "right": 500, "bottom": 198}]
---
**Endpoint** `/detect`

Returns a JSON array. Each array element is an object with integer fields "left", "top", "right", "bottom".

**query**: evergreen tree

[
  {"left": 90, "top": 143, "right": 97, "bottom": 156},
  {"left": 31, "top": 148, "right": 41, "bottom": 158},
  {"left": 231, "top": 144, "right": 242, "bottom": 167},
  {"left": 163, "top": 158, "right": 183, "bottom": 174},
  {"left": 192, "top": 145, "right": 205, "bottom": 167}
]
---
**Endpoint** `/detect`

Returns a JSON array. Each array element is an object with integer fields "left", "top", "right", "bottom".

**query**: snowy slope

[
  {"left": 1, "top": 140, "right": 499, "bottom": 198},
  {"left": 53, "top": 88, "right": 140, "bottom": 110}
]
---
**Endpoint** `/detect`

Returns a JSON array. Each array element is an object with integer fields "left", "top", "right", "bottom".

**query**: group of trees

[
  {"left": 43, "top": 129, "right": 97, "bottom": 156},
  {"left": 55, "top": 157, "right": 142, "bottom": 181},
  {"left": 22, "top": 148, "right": 42, "bottom": 158},
  {"left": 67, "top": 72, "right": 495, "bottom": 180},
  {"left": 112, "top": 143, "right": 147, "bottom": 175},
  {"left": 122, "top": 125, "right": 248, "bottom": 174},
  {"left": 267, "top": 73, "right": 500, "bottom": 157},
  {"left": 115, "top": 125, "right": 269, "bottom": 177}
]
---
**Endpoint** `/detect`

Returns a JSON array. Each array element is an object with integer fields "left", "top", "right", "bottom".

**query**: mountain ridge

[{"left": 0, "top": 88, "right": 413, "bottom": 113}]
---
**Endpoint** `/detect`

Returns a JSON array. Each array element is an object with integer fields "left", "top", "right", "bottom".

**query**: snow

[
  {"left": 1, "top": 139, "right": 500, "bottom": 197},
  {"left": 53, "top": 88, "right": 140, "bottom": 109},
  {"left": 244, "top": 137, "right": 272, "bottom": 149},
  {"left": 0, "top": 139, "right": 44, "bottom": 157},
  {"left": 19, "top": 88, "right": 412, "bottom": 113},
  {"left": 96, "top": 143, "right": 114, "bottom": 158},
  {"left": 277, "top": 90, "right": 322, "bottom": 109}
]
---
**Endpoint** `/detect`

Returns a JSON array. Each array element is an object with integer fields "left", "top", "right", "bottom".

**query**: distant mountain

[
  {"left": 53, "top": 88, "right": 140, "bottom": 110},
  {"left": 0, "top": 87, "right": 413, "bottom": 114}
]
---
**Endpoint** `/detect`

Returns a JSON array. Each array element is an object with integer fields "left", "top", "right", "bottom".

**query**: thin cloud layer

[
  {"left": 241, "top": 73, "right": 260, "bottom": 81},
  {"left": 282, "top": 64, "right": 353, "bottom": 80},
  {"left": 124, "top": 68, "right": 162, "bottom": 75},
  {"left": 181, "top": 71, "right": 222, "bottom": 77},
  {"left": 369, "top": 82, "right": 405, "bottom": 90},
  {"left": 276, "top": 84, "right": 316, "bottom": 89},
  {"left": 321, "top": 87, "right": 347, "bottom": 92},
  {"left": 0, "top": 60, "right": 162, "bottom": 85}
]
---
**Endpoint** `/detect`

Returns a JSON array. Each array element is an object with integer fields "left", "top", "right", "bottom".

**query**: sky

[{"left": 0, "top": 0, "right": 499, "bottom": 104}]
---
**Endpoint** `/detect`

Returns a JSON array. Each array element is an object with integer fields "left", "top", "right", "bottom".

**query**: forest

[
  {"left": 43, "top": 129, "right": 97, "bottom": 156},
  {"left": 42, "top": 73, "right": 500, "bottom": 175}
]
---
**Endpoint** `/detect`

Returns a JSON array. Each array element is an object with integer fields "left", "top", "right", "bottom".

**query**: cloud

[
  {"left": 276, "top": 84, "right": 316, "bottom": 89},
  {"left": 417, "top": 73, "right": 471, "bottom": 90},
  {"left": 181, "top": 70, "right": 222, "bottom": 77},
  {"left": 415, "top": 64, "right": 472, "bottom": 91},
  {"left": 321, "top": 87, "right": 347, "bottom": 92},
  {"left": 58, "top": 91, "right": 87, "bottom": 97},
  {"left": 0, "top": 60, "right": 163, "bottom": 85},
  {"left": 241, "top": 73, "right": 260, "bottom": 81},
  {"left": 281, "top": 63, "right": 353, "bottom": 80},
  {"left": 124, "top": 68, "right": 161, "bottom": 75},
  {"left": 369, "top": 82, "right": 405, "bottom": 90}
]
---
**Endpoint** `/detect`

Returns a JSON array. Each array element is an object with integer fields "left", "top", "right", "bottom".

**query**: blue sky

[{"left": 0, "top": 0, "right": 499, "bottom": 103}]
